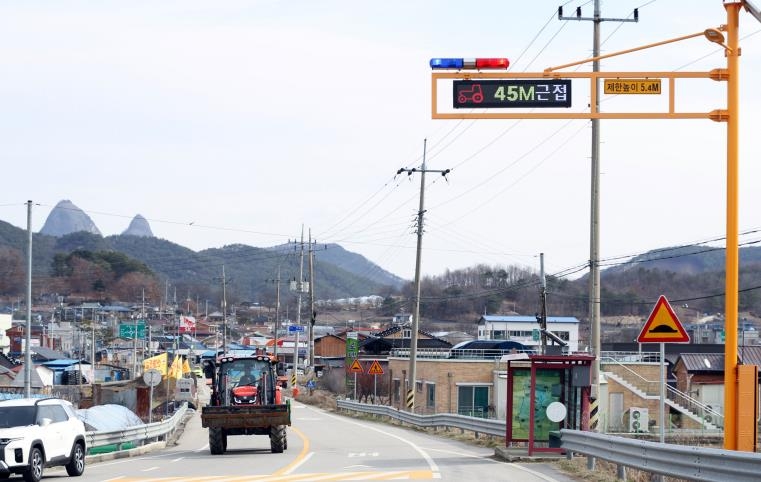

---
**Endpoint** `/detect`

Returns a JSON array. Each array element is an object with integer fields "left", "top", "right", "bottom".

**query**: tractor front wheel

[
  {"left": 269, "top": 425, "right": 287, "bottom": 453},
  {"left": 209, "top": 428, "right": 226, "bottom": 455}
]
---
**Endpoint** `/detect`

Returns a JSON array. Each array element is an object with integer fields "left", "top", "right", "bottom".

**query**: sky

[{"left": 1, "top": 1, "right": 761, "bottom": 283}]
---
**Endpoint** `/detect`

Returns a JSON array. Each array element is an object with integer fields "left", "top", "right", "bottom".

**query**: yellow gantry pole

[{"left": 723, "top": 1, "right": 741, "bottom": 451}]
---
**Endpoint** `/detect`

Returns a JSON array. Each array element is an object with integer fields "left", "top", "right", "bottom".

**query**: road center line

[{"left": 272, "top": 426, "right": 312, "bottom": 476}]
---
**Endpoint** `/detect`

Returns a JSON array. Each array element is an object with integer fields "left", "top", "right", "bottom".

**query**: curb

[{"left": 86, "top": 441, "right": 166, "bottom": 463}]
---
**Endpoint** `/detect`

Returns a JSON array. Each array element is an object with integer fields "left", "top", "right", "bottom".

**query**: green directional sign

[{"left": 119, "top": 321, "right": 146, "bottom": 339}]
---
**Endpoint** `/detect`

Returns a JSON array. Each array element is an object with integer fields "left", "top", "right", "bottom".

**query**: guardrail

[
  {"left": 560, "top": 429, "right": 761, "bottom": 482},
  {"left": 86, "top": 403, "right": 189, "bottom": 452},
  {"left": 336, "top": 399, "right": 504, "bottom": 437}
]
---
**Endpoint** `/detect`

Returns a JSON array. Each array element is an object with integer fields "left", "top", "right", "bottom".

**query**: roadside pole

[{"left": 659, "top": 342, "right": 665, "bottom": 443}]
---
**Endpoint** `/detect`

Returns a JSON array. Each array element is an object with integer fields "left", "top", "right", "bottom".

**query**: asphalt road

[{"left": 42, "top": 399, "right": 580, "bottom": 481}]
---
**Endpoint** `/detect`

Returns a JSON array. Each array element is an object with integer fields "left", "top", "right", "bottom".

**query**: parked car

[{"left": 0, "top": 398, "right": 86, "bottom": 482}]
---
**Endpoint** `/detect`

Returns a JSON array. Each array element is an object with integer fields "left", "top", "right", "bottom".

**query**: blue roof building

[{"left": 476, "top": 314, "right": 581, "bottom": 353}]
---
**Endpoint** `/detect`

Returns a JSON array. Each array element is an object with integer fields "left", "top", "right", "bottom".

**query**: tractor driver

[{"left": 239, "top": 367, "right": 261, "bottom": 386}]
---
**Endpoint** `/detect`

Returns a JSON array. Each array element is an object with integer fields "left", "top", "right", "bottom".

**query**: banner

[
  {"left": 179, "top": 316, "right": 196, "bottom": 334},
  {"left": 169, "top": 355, "right": 183, "bottom": 380},
  {"left": 143, "top": 353, "right": 167, "bottom": 375},
  {"left": 182, "top": 358, "right": 191, "bottom": 374}
]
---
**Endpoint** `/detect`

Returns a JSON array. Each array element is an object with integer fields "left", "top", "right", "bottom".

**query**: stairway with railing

[{"left": 601, "top": 354, "right": 723, "bottom": 431}]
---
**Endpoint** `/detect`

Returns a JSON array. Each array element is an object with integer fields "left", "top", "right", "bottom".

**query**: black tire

[
  {"left": 23, "top": 446, "right": 43, "bottom": 482},
  {"left": 209, "top": 427, "right": 225, "bottom": 455},
  {"left": 270, "top": 425, "right": 286, "bottom": 453},
  {"left": 0, "top": 474, "right": 10, "bottom": 479},
  {"left": 65, "top": 441, "right": 86, "bottom": 476}
]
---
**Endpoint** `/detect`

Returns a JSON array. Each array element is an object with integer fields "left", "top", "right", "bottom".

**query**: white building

[
  {"left": 476, "top": 315, "right": 580, "bottom": 352},
  {"left": 0, "top": 314, "right": 11, "bottom": 353}
]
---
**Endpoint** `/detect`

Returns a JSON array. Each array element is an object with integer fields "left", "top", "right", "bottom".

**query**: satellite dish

[{"left": 546, "top": 401, "right": 567, "bottom": 423}]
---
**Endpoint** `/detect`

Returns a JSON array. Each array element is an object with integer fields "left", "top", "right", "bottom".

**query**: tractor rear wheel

[
  {"left": 209, "top": 428, "right": 226, "bottom": 455},
  {"left": 269, "top": 425, "right": 286, "bottom": 453}
]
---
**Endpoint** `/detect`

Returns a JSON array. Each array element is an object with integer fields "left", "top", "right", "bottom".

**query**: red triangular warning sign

[
  {"left": 349, "top": 359, "right": 364, "bottom": 373},
  {"left": 637, "top": 295, "right": 690, "bottom": 343},
  {"left": 368, "top": 360, "right": 384, "bottom": 375}
]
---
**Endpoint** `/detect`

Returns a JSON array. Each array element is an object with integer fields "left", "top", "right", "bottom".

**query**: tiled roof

[
  {"left": 678, "top": 347, "right": 761, "bottom": 372},
  {"left": 678, "top": 353, "right": 724, "bottom": 372}
]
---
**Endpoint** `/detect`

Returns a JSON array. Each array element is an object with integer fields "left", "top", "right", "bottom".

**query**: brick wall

[{"left": 387, "top": 358, "right": 498, "bottom": 414}]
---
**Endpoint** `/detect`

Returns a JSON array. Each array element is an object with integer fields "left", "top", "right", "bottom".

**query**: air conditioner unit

[
  {"left": 704, "top": 404, "right": 722, "bottom": 426},
  {"left": 629, "top": 407, "right": 649, "bottom": 433}
]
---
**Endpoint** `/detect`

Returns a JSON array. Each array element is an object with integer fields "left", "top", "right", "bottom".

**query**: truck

[{"left": 200, "top": 354, "right": 290, "bottom": 454}]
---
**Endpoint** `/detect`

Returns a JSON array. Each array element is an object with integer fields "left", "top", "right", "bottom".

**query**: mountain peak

[
  {"left": 123, "top": 214, "right": 154, "bottom": 237},
  {"left": 40, "top": 200, "right": 101, "bottom": 237}
]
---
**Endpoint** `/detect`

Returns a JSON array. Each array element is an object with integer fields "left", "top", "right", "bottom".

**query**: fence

[{"left": 336, "top": 399, "right": 504, "bottom": 437}]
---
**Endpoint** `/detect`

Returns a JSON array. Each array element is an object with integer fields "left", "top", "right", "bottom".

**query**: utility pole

[
  {"left": 397, "top": 139, "right": 450, "bottom": 412},
  {"left": 294, "top": 228, "right": 305, "bottom": 372},
  {"left": 539, "top": 253, "right": 548, "bottom": 354},
  {"left": 221, "top": 265, "right": 228, "bottom": 355},
  {"left": 24, "top": 200, "right": 32, "bottom": 398},
  {"left": 308, "top": 231, "right": 316, "bottom": 367},
  {"left": 558, "top": 1, "right": 639, "bottom": 411},
  {"left": 267, "top": 267, "right": 283, "bottom": 360}
]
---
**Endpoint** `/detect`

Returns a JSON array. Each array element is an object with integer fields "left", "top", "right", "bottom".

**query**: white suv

[{"left": 0, "top": 398, "right": 86, "bottom": 482}]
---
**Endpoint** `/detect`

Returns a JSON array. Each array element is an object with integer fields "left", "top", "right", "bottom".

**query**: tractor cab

[{"left": 211, "top": 355, "right": 278, "bottom": 406}]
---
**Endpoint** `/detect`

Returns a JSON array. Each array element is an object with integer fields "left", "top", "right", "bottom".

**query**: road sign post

[
  {"left": 368, "top": 360, "right": 384, "bottom": 403},
  {"left": 349, "top": 359, "right": 363, "bottom": 400},
  {"left": 637, "top": 295, "right": 690, "bottom": 443},
  {"left": 119, "top": 322, "right": 146, "bottom": 340}
]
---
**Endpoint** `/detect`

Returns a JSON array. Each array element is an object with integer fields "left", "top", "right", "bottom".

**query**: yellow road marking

[
  {"left": 273, "top": 426, "right": 310, "bottom": 476},
  {"left": 112, "top": 470, "right": 434, "bottom": 481}
]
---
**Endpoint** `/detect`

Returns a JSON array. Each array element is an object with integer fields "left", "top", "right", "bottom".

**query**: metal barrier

[
  {"left": 86, "top": 403, "right": 189, "bottom": 451},
  {"left": 560, "top": 429, "right": 761, "bottom": 482},
  {"left": 336, "top": 399, "right": 504, "bottom": 437}
]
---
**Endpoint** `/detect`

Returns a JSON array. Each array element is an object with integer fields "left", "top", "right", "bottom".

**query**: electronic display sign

[{"left": 453, "top": 79, "right": 571, "bottom": 108}]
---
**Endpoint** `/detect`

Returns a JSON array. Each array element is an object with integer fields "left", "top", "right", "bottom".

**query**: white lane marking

[
  {"left": 196, "top": 444, "right": 209, "bottom": 452},
  {"left": 425, "top": 446, "right": 500, "bottom": 460},
  {"left": 426, "top": 446, "right": 559, "bottom": 481},
  {"left": 171, "top": 457, "right": 184, "bottom": 462},
  {"left": 507, "top": 463, "right": 563, "bottom": 482},
  {"left": 301, "top": 402, "right": 440, "bottom": 476},
  {"left": 140, "top": 466, "right": 159, "bottom": 472},
  {"left": 280, "top": 451, "right": 315, "bottom": 475},
  {"left": 348, "top": 452, "right": 379, "bottom": 457}
]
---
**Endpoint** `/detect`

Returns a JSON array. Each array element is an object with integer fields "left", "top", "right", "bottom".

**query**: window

[
  {"left": 509, "top": 330, "right": 534, "bottom": 338},
  {"left": 550, "top": 331, "right": 570, "bottom": 341},
  {"left": 426, "top": 383, "right": 436, "bottom": 409},
  {"left": 457, "top": 385, "right": 490, "bottom": 418},
  {"left": 403, "top": 328, "right": 412, "bottom": 338},
  {"left": 416, "top": 381, "right": 423, "bottom": 393}
]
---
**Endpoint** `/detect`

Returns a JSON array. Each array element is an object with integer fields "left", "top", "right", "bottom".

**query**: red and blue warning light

[{"left": 429, "top": 57, "right": 510, "bottom": 70}]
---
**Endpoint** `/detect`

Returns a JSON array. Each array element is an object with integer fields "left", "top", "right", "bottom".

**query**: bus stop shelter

[{"left": 504, "top": 354, "right": 595, "bottom": 455}]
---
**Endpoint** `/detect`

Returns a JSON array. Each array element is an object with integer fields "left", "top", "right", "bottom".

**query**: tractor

[{"left": 200, "top": 354, "right": 290, "bottom": 454}]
